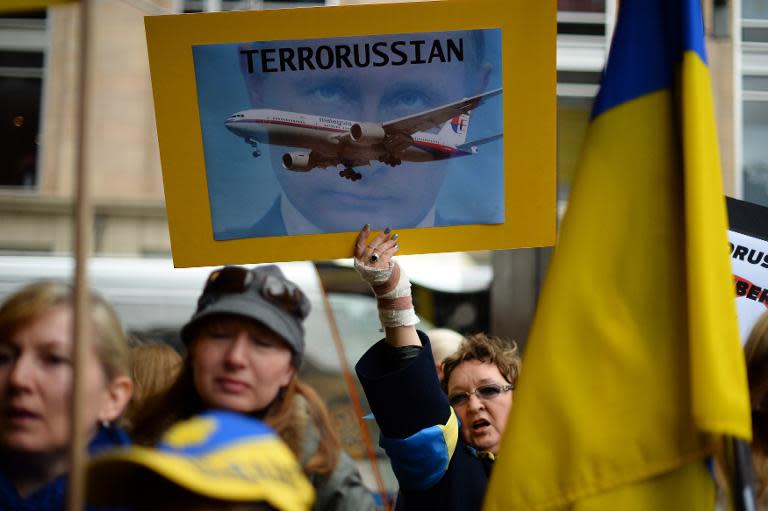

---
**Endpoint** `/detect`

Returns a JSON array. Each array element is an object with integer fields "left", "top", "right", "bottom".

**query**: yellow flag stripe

[
  {"left": 569, "top": 461, "right": 715, "bottom": 511},
  {"left": 682, "top": 50, "right": 751, "bottom": 438}
]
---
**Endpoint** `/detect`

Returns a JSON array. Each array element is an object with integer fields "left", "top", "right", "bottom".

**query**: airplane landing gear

[
  {"left": 247, "top": 138, "right": 260, "bottom": 158},
  {"left": 339, "top": 167, "right": 362, "bottom": 181},
  {"left": 379, "top": 154, "right": 402, "bottom": 167}
]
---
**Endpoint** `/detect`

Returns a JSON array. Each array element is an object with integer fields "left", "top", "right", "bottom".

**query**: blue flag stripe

[{"left": 592, "top": 0, "right": 708, "bottom": 119}]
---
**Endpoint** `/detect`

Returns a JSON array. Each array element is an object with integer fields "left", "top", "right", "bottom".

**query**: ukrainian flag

[{"left": 484, "top": 1, "right": 751, "bottom": 510}]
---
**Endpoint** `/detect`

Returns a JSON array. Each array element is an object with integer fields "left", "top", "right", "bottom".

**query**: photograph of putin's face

[{"left": 192, "top": 29, "right": 503, "bottom": 240}]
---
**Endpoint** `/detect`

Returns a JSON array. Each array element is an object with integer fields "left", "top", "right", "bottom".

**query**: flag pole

[
  {"left": 67, "top": 0, "right": 94, "bottom": 509},
  {"left": 726, "top": 437, "right": 756, "bottom": 511}
]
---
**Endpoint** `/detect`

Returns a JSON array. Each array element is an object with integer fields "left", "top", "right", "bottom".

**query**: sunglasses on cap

[
  {"left": 198, "top": 266, "right": 310, "bottom": 319},
  {"left": 448, "top": 383, "right": 514, "bottom": 408}
]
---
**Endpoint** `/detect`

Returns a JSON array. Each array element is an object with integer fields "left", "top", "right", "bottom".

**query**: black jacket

[{"left": 356, "top": 332, "right": 492, "bottom": 511}]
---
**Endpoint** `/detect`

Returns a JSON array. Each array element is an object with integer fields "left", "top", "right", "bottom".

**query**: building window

[
  {"left": 744, "top": 101, "right": 768, "bottom": 207},
  {"left": 744, "top": 0, "right": 768, "bottom": 20},
  {"left": 555, "top": 1, "right": 607, "bottom": 215},
  {"left": 558, "top": 0, "right": 605, "bottom": 36},
  {"left": 742, "top": 0, "right": 768, "bottom": 205},
  {"left": 0, "top": 13, "right": 45, "bottom": 189},
  {"left": 558, "top": 0, "right": 604, "bottom": 11}
]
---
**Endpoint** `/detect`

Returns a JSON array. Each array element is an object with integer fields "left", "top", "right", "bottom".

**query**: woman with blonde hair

[
  {"left": 122, "top": 341, "right": 182, "bottom": 431},
  {"left": 132, "top": 265, "right": 373, "bottom": 511},
  {"left": 0, "top": 281, "right": 133, "bottom": 510},
  {"left": 745, "top": 311, "right": 768, "bottom": 507}
]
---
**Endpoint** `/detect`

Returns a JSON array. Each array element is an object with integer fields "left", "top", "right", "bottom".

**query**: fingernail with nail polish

[
  {"left": 391, "top": 233, "right": 399, "bottom": 240},
  {"left": 395, "top": 243, "right": 400, "bottom": 249},
  {"left": 363, "top": 224, "right": 370, "bottom": 230},
  {"left": 384, "top": 227, "right": 391, "bottom": 234}
]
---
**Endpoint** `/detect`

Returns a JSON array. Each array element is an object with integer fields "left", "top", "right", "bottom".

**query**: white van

[
  {"left": 0, "top": 255, "right": 385, "bottom": 368},
  {"left": 0, "top": 253, "right": 488, "bottom": 362}
]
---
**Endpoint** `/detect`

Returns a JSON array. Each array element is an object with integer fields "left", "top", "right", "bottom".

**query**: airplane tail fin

[{"left": 438, "top": 112, "right": 471, "bottom": 147}]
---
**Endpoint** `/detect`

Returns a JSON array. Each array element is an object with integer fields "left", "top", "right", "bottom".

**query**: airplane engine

[
  {"left": 350, "top": 123, "right": 385, "bottom": 144},
  {"left": 281, "top": 152, "right": 313, "bottom": 172}
]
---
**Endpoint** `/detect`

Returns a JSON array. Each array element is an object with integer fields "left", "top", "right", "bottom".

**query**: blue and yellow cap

[{"left": 87, "top": 410, "right": 315, "bottom": 511}]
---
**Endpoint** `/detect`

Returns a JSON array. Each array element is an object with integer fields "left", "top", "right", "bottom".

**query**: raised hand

[
  {"left": 354, "top": 225, "right": 399, "bottom": 270},
  {"left": 353, "top": 225, "right": 419, "bottom": 345}
]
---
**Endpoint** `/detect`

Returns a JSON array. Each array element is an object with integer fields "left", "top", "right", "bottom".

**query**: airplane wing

[{"left": 382, "top": 88, "right": 502, "bottom": 136}]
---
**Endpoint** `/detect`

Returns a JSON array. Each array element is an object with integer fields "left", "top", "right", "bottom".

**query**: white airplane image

[{"left": 224, "top": 88, "right": 502, "bottom": 181}]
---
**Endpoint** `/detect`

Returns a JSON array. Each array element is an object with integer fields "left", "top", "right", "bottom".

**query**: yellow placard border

[{"left": 145, "top": 0, "right": 556, "bottom": 267}]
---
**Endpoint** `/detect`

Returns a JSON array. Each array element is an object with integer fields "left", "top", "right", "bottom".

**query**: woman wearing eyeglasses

[
  {"left": 131, "top": 265, "right": 374, "bottom": 511},
  {"left": 353, "top": 225, "right": 520, "bottom": 511}
]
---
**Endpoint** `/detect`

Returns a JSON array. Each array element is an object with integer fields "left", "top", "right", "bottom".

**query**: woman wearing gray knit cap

[{"left": 132, "top": 265, "right": 374, "bottom": 511}]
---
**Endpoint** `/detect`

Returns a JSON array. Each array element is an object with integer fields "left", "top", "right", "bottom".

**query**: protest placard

[
  {"left": 145, "top": 0, "right": 555, "bottom": 266},
  {"left": 728, "top": 197, "right": 768, "bottom": 341}
]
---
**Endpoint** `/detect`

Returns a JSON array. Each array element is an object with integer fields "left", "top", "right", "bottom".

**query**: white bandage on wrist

[{"left": 354, "top": 259, "right": 419, "bottom": 328}]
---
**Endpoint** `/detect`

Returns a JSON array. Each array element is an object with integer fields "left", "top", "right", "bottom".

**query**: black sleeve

[{"left": 355, "top": 331, "right": 450, "bottom": 439}]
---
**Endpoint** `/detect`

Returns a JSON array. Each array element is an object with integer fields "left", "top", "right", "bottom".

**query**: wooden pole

[
  {"left": 67, "top": 0, "right": 93, "bottom": 509},
  {"left": 317, "top": 274, "right": 392, "bottom": 511}
]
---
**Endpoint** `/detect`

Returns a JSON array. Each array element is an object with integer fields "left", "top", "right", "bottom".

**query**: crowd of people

[{"left": 0, "top": 225, "right": 765, "bottom": 510}]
